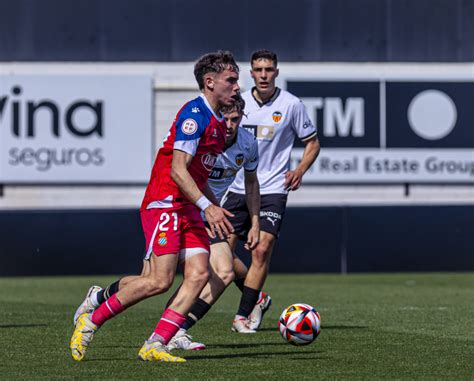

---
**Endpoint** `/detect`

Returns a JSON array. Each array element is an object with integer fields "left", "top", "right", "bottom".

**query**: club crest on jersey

[
  {"left": 181, "top": 118, "right": 198, "bottom": 135},
  {"left": 158, "top": 232, "right": 167, "bottom": 246},
  {"left": 202, "top": 152, "right": 218, "bottom": 171},
  {"left": 235, "top": 153, "right": 244, "bottom": 166},
  {"left": 272, "top": 111, "right": 282, "bottom": 123}
]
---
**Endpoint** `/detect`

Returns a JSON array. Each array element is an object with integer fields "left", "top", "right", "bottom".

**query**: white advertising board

[
  {"left": 283, "top": 74, "right": 473, "bottom": 183},
  {"left": 0, "top": 75, "right": 152, "bottom": 183}
]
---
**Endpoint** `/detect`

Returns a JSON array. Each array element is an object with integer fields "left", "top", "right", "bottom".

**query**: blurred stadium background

[{"left": 0, "top": 0, "right": 473, "bottom": 276}]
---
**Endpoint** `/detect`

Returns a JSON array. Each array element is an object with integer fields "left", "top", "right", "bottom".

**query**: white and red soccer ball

[{"left": 278, "top": 303, "right": 321, "bottom": 346}]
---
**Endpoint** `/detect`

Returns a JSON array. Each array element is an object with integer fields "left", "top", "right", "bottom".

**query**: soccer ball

[{"left": 278, "top": 303, "right": 321, "bottom": 346}]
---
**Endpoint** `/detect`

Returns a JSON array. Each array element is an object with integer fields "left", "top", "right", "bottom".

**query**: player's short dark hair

[
  {"left": 250, "top": 49, "right": 278, "bottom": 67},
  {"left": 194, "top": 51, "right": 239, "bottom": 90},
  {"left": 221, "top": 94, "right": 245, "bottom": 115}
]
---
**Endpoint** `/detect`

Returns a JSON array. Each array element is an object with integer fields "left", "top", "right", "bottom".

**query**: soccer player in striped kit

[
  {"left": 225, "top": 49, "right": 320, "bottom": 332},
  {"left": 72, "top": 95, "right": 263, "bottom": 351},
  {"left": 69, "top": 51, "right": 240, "bottom": 363}
]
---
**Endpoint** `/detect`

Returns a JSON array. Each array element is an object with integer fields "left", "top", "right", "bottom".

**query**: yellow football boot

[
  {"left": 138, "top": 340, "right": 186, "bottom": 362},
  {"left": 70, "top": 313, "right": 98, "bottom": 361}
]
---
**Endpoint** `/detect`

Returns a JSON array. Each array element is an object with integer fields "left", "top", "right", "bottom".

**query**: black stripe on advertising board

[
  {"left": 386, "top": 82, "right": 474, "bottom": 148},
  {"left": 287, "top": 81, "right": 380, "bottom": 148},
  {"left": 287, "top": 80, "right": 474, "bottom": 150}
]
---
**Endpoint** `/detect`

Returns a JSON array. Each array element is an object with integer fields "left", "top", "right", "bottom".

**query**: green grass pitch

[{"left": 0, "top": 273, "right": 473, "bottom": 380}]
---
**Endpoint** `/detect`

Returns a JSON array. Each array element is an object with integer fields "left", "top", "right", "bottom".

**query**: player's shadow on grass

[
  {"left": 257, "top": 327, "right": 278, "bottom": 332},
  {"left": 86, "top": 358, "right": 132, "bottom": 362},
  {"left": 206, "top": 342, "right": 285, "bottom": 349},
  {"left": 322, "top": 325, "right": 368, "bottom": 330},
  {"left": 0, "top": 324, "right": 47, "bottom": 329},
  {"left": 97, "top": 345, "right": 138, "bottom": 349},
  {"left": 184, "top": 350, "right": 325, "bottom": 361}
]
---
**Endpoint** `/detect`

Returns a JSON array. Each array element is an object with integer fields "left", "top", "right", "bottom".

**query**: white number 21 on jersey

[{"left": 158, "top": 212, "right": 178, "bottom": 231}]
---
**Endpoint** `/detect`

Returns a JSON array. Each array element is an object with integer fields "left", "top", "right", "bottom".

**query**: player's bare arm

[
  {"left": 171, "top": 149, "right": 234, "bottom": 239},
  {"left": 202, "top": 183, "right": 219, "bottom": 206},
  {"left": 284, "top": 137, "right": 320, "bottom": 191},
  {"left": 202, "top": 183, "right": 226, "bottom": 238},
  {"left": 244, "top": 170, "right": 260, "bottom": 250}
]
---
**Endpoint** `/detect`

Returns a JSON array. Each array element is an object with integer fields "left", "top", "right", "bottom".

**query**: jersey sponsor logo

[
  {"left": 243, "top": 125, "right": 275, "bottom": 140},
  {"left": 235, "top": 153, "right": 244, "bottom": 166},
  {"left": 192, "top": 107, "right": 200, "bottom": 113},
  {"left": 272, "top": 111, "right": 283, "bottom": 123},
  {"left": 260, "top": 210, "right": 282, "bottom": 220},
  {"left": 202, "top": 152, "right": 218, "bottom": 171},
  {"left": 181, "top": 118, "right": 198, "bottom": 135},
  {"left": 209, "top": 167, "right": 224, "bottom": 179},
  {"left": 261, "top": 210, "right": 282, "bottom": 227},
  {"left": 303, "top": 120, "right": 313, "bottom": 129},
  {"left": 257, "top": 125, "right": 275, "bottom": 140},
  {"left": 158, "top": 232, "right": 168, "bottom": 246}
]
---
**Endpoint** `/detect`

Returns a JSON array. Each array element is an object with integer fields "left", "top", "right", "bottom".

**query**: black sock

[
  {"left": 96, "top": 279, "right": 121, "bottom": 305},
  {"left": 234, "top": 278, "right": 245, "bottom": 292},
  {"left": 182, "top": 298, "right": 212, "bottom": 330},
  {"left": 236, "top": 286, "right": 260, "bottom": 318}
]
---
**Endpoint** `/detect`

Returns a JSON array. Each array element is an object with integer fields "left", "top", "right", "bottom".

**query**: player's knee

[
  {"left": 188, "top": 267, "right": 209, "bottom": 287},
  {"left": 145, "top": 277, "right": 172, "bottom": 296},
  {"left": 253, "top": 244, "right": 272, "bottom": 264},
  {"left": 216, "top": 267, "right": 235, "bottom": 286}
]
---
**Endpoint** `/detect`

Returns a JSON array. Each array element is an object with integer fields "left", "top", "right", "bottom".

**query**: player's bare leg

[
  {"left": 230, "top": 242, "right": 251, "bottom": 300},
  {"left": 114, "top": 254, "right": 178, "bottom": 306},
  {"left": 230, "top": 232, "right": 275, "bottom": 332},
  {"left": 232, "top": 251, "right": 249, "bottom": 284},
  {"left": 139, "top": 250, "right": 209, "bottom": 361},
  {"left": 167, "top": 243, "right": 234, "bottom": 350},
  {"left": 245, "top": 231, "right": 275, "bottom": 290},
  {"left": 73, "top": 260, "right": 150, "bottom": 324},
  {"left": 245, "top": 232, "right": 274, "bottom": 329},
  {"left": 167, "top": 251, "right": 210, "bottom": 314},
  {"left": 70, "top": 254, "right": 178, "bottom": 361},
  {"left": 200, "top": 242, "right": 235, "bottom": 303}
]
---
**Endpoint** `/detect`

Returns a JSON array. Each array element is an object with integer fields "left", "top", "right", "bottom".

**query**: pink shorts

[{"left": 141, "top": 204, "right": 210, "bottom": 262}]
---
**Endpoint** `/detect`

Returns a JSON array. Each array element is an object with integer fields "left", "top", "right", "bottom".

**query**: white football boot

[
  {"left": 231, "top": 316, "right": 257, "bottom": 333},
  {"left": 248, "top": 292, "right": 272, "bottom": 330},
  {"left": 166, "top": 328, "right": 206, "bottom": 351},
  {"left": 73, "top": 285, "right": 102, "bottom": 324}
]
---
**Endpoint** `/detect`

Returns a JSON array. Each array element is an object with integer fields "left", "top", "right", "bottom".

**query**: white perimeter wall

[{"left": 0, "top": 62, "right": 473, "bottom": 209}]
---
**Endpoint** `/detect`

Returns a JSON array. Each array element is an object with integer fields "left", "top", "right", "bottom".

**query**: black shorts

[
  {"left": 204, "top": 221, "right": 229, "bottom": 245},
  {"left": 222, "top": 192, "right": 288, "bottom": 240}
]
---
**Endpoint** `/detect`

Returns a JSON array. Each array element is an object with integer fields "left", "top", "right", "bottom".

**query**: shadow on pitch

[
  {"left": 257, "top": 327, "right": 278, "bottom": 332},
  {"left": 206, "top": 341, "right": 285, "bottom": 349},
  {"left": 0, "top": 324, "right": 48, "bottom": 329},
  {"left": 85, "top": 358, "right": 132, "bottom": 362},
  {"left": 184, "top": 350, "right": 325, "bottom": 361},
  {"left": 322, "top": 324, "right": 368, "bottom": 330}
]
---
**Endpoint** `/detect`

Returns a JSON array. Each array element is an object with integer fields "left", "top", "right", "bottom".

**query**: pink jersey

[{"left": 141, "top": 95, "right": 226, "bottom": 211}]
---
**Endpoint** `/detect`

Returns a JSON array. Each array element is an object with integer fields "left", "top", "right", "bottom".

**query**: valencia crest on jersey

[
  {"left": 229, "top": 88, "right": 317, "bottom": 195},
  {"left": 208, "top": 128, "right": 259, "bottom": 203}
]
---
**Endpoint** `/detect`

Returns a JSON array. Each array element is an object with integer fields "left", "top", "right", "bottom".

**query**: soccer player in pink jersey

[{"left": 70, "top": 51, "right": 240, "bottom": 363}]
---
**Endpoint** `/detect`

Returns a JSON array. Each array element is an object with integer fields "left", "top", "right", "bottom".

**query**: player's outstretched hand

[
  {"left": 204, "top": 204, "right": 234, "bottom": 239},
  {"left": 284, "top": 169, "right": 304, "bottom": 191},
  {"left": 244, "top": 225, "right": 260, "bottom": 251}
]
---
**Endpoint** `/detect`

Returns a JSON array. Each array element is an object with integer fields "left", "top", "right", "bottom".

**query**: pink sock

[
  {"left": 91, "top": 294, "right": 125, "bottom": 326},
  {"left": 149, "top": 308, "right": 186, "bottom": 345}
]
